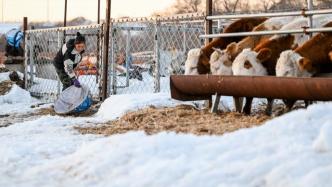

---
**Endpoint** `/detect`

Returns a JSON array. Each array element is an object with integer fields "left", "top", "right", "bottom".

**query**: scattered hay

[
  {"left": 0, "top": 67, "right": 9, "bottom": 73},
  {"left": 75, "top": 105, "right": 271, "bottom": 136},
  {"left": 0, "top": 80, "right": 13, "bottom": 95}
]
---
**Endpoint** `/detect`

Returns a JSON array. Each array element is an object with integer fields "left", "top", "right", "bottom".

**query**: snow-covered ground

[{"left": 1, "top": 71, "right": 332, "bottom": 187}]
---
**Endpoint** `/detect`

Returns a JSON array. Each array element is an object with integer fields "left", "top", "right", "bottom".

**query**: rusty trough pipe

[{"left": 170, "top": 75, "right": 332, "bottom": 101}]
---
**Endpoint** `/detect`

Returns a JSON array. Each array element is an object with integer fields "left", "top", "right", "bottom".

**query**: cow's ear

[
  {"left": 226, "top": 42, "right": 237, "bottom": 56},
  {"left": 291, "top": 43, "right": 299, "bottom": 50},
  {"left": 199, "top": 48, "right": 203, "bottom": 55},
  {"left": 328, "top": 51, "right": 332, "bottom": 62},
  {"left": 298, "top": 58, "right": 313, "bottom": 71},
  {"left": 257, "top": 48, "right": 271, "bottom": 62},
  {"left": 212, "top": 47, "right": 222, "bottom": 54},
  {"left": 212, "top": 47, "right": 219, "bottom": 52}
]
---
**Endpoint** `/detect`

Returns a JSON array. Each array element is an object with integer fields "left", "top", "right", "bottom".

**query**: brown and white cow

[
  {"left": 208, "top": 17, "right": 295, "bottom": 112},
  {"left": 276, "top": 21, "right": 332, "bottom": 77},
  {"left": 231, "top": 15, "right": 332, "bottom": 115},
  {"left": 275, "top": 21, "right": 332, "bottom": 110},
  {"left": 184, "top": 17, "right": 267, "bottom": 75},
  {"left": 210, "top": 16, "right": 295, "bottom": 75}
]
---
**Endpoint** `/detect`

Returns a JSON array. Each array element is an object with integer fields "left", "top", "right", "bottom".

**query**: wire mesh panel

[
  {"left": 25, "top": 24, "right": 103, "bottom": 102},
  {"left": 109, "top": 21, "right": 155, "bottom": 95},
  {"left": 109, "top": 13, "right": 206, "bottom": 95}
]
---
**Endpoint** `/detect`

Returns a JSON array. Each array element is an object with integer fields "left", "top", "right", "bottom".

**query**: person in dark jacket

[{"left": 53, "top": 32, "right": 86, "bottom": 90}]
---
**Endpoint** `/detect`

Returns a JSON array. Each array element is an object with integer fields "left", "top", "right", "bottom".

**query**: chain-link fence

[
  {"left": 23, "top": 13, "right": 225, "bottom": 100},
  {"left": 109, "top": 13, "right": 213, "bottom": 95},
  {"left": 25, "top": 24, "right": 103, "bottom": 102}
]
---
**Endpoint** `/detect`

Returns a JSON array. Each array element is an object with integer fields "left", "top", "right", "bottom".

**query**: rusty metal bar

[{"left": 170, "top": 75, "right": 332, "bottom": 101}]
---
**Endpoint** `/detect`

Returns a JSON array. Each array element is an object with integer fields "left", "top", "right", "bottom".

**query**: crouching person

[{"left": 53, "top": 32, "right": 86, "bottom": 90}]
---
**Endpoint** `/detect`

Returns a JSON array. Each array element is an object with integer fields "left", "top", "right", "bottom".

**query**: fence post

[
  {"left": 97, "top": 24, "right": 103, "bottom": 99},
  {"left": 205, "top": 0, "right": 213, "bottom": 44},
  {"left": 56, "top": 30, "right": 63, "bottom": 95},
  {"left": 111, "top": 27, "right": 117, "bottom": 95},
  {"left": 29, "top": 38, "right": 34, "bottom": 85},
  {"left": 24, "top": 33, "right": 29, "bottom": 89},
  {"left": 23, "top": 17, "right": 28, "bottom": 89},
  {"left": 154, "top": 19, "right": 161, "bottom": 93},
  {"left": 125, "top": 29, "right": 131, "bottom": 87},
  {"left": 307, "top": 0, "right": 314, "bottom": 38},
  {"left": 183, "top": 23, "right": 187, "bottom": 54},
  {"left": 101, "top": 0, "right": 111, "bottom": 100},
  {"left": 205, "top": 0, "right": 213, "bottom": 107}
]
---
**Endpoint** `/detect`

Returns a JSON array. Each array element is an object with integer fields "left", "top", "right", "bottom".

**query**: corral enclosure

[
  {"left": 18, "top": 1, "right": 332, "bottom": 108},
  {"left": 23, "top": 13, "right": 215, "bottom": 101}
]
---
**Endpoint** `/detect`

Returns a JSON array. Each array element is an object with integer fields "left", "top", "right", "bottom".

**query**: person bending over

[{"left": 53, "top": 32, "right": 85, "bottom": 90}]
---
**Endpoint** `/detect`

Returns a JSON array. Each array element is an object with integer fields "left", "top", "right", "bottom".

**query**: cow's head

[
  {"left": 276, "top": 50, "right": 314, "bottom": 77},
  {"left": 184, "top": 48, "right": 202, "bottom": 75},
  {"left": 232, "top": 48, "right": 271, "bottom": 76},
  {"left": 209, "top": 47, "right": 233, "bottom": 75}
]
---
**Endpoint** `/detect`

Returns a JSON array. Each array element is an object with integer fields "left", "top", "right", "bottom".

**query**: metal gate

[
  {"left": 24, "top": 24, "right": 103, "bottom": 102},
  {"left": 108, "top": 13, "right": 206, "bottom": 95}
]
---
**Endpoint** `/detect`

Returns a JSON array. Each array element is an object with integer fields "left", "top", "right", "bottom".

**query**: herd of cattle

[{"left": 183, "top": 15, "right": 332, "bottom": 115}]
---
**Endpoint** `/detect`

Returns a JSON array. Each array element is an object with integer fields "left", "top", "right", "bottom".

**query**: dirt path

[{"left": 75, "top": 105, "right": 272, "bottom": 136}]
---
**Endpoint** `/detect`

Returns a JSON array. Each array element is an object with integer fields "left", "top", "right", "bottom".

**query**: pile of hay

[{"left": 76, "top": 105, "right": 271, "bottom": 136}]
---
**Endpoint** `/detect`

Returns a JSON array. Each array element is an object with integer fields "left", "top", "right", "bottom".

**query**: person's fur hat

[{"left": 74, "top": 32, "right": 85, "bottom": 44}]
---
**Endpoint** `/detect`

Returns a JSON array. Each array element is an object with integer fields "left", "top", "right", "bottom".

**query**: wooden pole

[
  {"left": 205, "top": 0, "right": 213, "bottom": 45},
  {"left": 205, "top": 0, "right": 213, "bottom": 107},
  {"left": 102, "top": 0, "right": 111, "bottom": 100},
  {"left": 97, "top": 0, "right": 101, "bottom": 24},
  {"left": 63, "top": 0, "right": 67, "bottom": 44},
  {"left": 23, "top": 17, "right": 28, "bottom": 89},
  {"left": 64, "top": 0, "right": 67, "bottom": 27}
]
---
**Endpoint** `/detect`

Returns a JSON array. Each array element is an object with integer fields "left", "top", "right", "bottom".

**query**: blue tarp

[{"left": 6, "top": 28, "right": 23, "bottom": 48}]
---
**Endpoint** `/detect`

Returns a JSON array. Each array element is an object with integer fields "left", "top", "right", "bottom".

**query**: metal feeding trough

[
  {"left": 54, "top": 85, "right": 92, "bottom": 114},
  {"left": 170, "top": 75, "right": 332, "bottom": 105}
]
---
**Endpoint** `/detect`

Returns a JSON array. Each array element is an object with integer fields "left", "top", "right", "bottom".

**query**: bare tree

[
  {"left": 315, "top": 0, "right": 332, "bottom": 8},
  {"left": 269, "top": 0, "right": 305, "bottom": 11},
  {"left": 171, "top": 0, "right": 204, "bottom": 14},
  {"left": 211, "top": 0, "right": 251, "bottom": 14},
  {"left": 252, "top": 0, "right": 279, "bottom": 12},
  {"left": 221, "top": 0, "right": 240, "bottom": 13}
]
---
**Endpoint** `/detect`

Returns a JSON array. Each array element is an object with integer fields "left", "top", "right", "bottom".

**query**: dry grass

[
  {"left": 0, "top": 80, "right": 13, "bottom": 95},
  {"left": 75, "top": 105, "right": 271, "bottom": 136}
]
